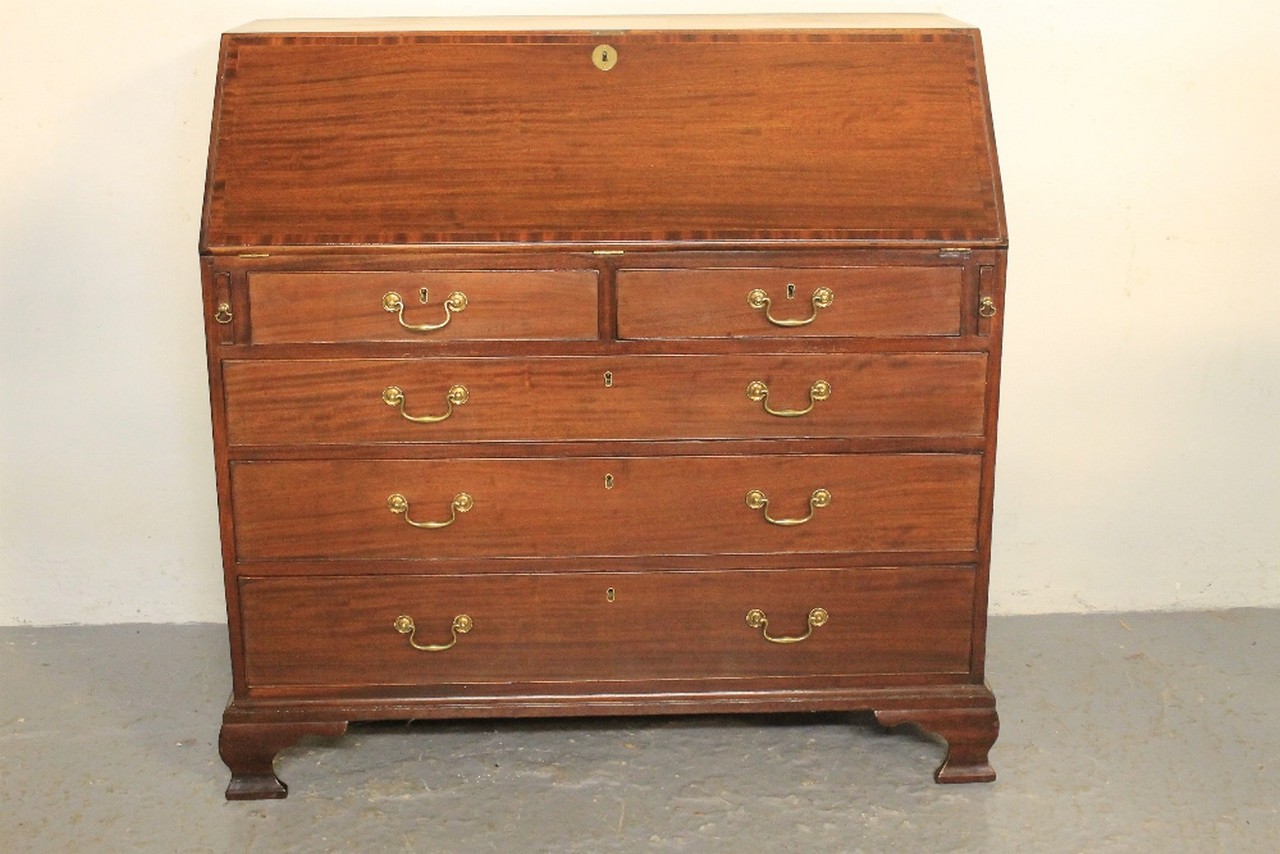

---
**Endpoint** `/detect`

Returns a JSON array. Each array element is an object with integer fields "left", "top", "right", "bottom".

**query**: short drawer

[
  {"left": 230, "top": 454, "right": 981, "bottom": 560},
  {"left": 616, "top": 266, "right": 963, "bottom": 339},
  {"left": 237, "top": 567, "right": 977, "bottom": 689},
  {"left": 245, "top": 270, "right": 599, "bottom": 343},
  {"left": 222, "top": 353, "right": 987, "bottom": 445}
]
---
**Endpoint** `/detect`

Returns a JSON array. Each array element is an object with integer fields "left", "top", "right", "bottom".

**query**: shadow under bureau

[{"left": 199, "top": 14, "right": 1008, "bottom": 799}]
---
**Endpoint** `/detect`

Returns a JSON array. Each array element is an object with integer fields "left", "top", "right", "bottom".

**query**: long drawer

[
  {"left": 222, "top": 354, "right": 987, "bottom": 445},
  {"left": 617, "top": 266, "right": 963, "bottom": 339},
  {"left": 229, "top": 454, "right": 981, "bottom": 560},
  {"left": 246, "top": 270, "right": 600, "bottom": 343},
  {"left": 238, "top": 567, "right": 977, "bottom": 689}
]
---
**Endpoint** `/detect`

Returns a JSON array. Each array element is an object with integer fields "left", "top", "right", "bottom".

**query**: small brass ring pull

[
  {"left": 214, "top": 302, "right": 233, "bottom": 324},
  {"left": 387, "top": 492, "right": 473, "bottom": 529},
  {"left": 382, "top": 384, "right": 468, "bottom": 423},
  {"left": 745, "top": 488, "right": 831, "bottom": 526},
  {"left": 745, "top": 607, "right": 829, "bottom": 644},
  {"left": 747, "top": 286, "right": 834, "bottom": 327},
  {"left": 394, "top": 613, "right": 473, "bottom": 652},
  {"left": 382, "top": 290, "right": 468, "bottom": 332},
  {"left": 978, "top": 296, "right": 998, "bottom": 318},
  {"left": 746, "top": 379, "right": 831, "bottom": 418}
]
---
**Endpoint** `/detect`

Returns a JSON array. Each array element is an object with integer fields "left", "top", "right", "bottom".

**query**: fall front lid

[{"left": 201, "top": 17, "right": 1004, "bottom": 250}]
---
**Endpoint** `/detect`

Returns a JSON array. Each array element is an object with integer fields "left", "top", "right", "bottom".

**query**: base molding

[{"left": 219, "top": 684, "right": 997, "bottom": 799}]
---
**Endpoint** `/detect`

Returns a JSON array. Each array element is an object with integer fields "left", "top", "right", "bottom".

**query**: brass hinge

[
  {"left": 592, "top": 249, "right": 625, "bottom": 256},
  {"left": 238, "top": 253, "right": 271, "bottom": 259},
  {"left": 939, "top": 247, "right": 972, "bottom": 259}
]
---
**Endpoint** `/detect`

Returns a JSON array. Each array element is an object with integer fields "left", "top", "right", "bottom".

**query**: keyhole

[
  {"left": 419, "top": 288, "right": 429, "bottom": 304},
  {"left": 593, "top": 44, "right": 618, "bottom": 71},
  {"left": 604, "top": 371, "right": 613, "bottom": 388},
  {"left": 606, "top": 587, "right": 616, "bottom": 602},
  {"left": 786, "top": 283, "right": 797, "bottom": 300},
  {"left": 604, "top": 473, "right": 614, "bottom": 490}
]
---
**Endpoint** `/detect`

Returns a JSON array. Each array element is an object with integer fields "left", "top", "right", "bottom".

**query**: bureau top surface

[
  {"left": 202, "top": 16, "right": 1005, "bottom": 253},
  {"left": 228, "top": 14, "right": 973, "bottom": 33}
]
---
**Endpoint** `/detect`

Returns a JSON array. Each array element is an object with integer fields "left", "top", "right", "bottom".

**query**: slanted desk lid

[{"left": 201, "top": 16, "right": 1005, "bottom": 252}]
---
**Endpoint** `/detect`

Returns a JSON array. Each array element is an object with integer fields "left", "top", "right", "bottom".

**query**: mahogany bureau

[{"left": 200, "top": 14, "right": 1008, "bottom": 799}]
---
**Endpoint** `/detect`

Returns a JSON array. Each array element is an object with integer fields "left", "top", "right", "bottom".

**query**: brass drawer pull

[
  {"left": 214, "top": 302, "right": 234, "bottom": 324},
  {"left": 387, "top": 492, "right": 473, "bottom": 529},
  {"left": 382, "top": 384, "right": 469, "bottom": 423},
  {"left": 393, "top": 614, "right": 473, "bottom": 652},
  {"left": 382, "top": 290, "right": 467, "bottom": 332},
  {"left": 746, "top": 379, "right": 830, "bottom": 417},
  {"left": 747, "top": 286, "right": 833, "bottom": 327},
  {"left": 745, "top": 488, "right": 831, "bottom": 526},
  {"left": 745, "top": 607, "right": 828, "bottom": 644},
  {"left": 978, "top": 296, "right": 998, "bottom": 318}
]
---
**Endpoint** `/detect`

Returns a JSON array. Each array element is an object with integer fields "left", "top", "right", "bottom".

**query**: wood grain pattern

[
  {"left": 228, "top": 454, "right": 981, "bottom": 560},
  {"left": 222, "top": 354, "right": 987, "bottom": 445},
  {"left": 247, "top": 270, "right": 599, "bottom": 342},
  {"left": 203, "top": 30, "right": 1003, "bottom": 249},
  {"left": 237, "top": 567, "right": 976, "bottom": 688},
  {"left": 202, "top": 17, "right": 1008, "bottom": 795},
  {"left": 617, "top": 266, "right": 963, "bottom": 338}
]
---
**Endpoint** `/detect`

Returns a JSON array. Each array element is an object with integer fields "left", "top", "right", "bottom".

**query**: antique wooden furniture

[{"left": 200, "top": 14, "right": 1007, "bottom": 799}]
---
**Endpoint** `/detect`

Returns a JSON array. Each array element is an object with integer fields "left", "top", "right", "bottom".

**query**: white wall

[{"left": 1, "top": 1, "right": 1276, "bottom": 625}]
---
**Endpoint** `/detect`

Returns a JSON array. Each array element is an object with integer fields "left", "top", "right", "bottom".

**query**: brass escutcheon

[{"left": 592, "top": 44, "right": 618, "bottom": 71}]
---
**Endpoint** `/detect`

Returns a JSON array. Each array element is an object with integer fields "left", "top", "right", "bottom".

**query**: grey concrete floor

[{"left": 1, "top": 610, "right": 1277, "bottom": 852}]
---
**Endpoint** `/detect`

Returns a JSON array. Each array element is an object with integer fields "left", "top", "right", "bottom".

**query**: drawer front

[
  {"left": 238, "top": 567, "right": 977, "bottom": 688},
  {"left": 230, "top": 454, "right": 981, "bottom": 560},
  {"left": 223, "top": 353, "right": 987, "bottom": 445},
  {"left": 616, "top": 267, "right": 963, "bottom": 339},
  {"left": 246, "top": 270, "right": 599, "bottom": 343}
]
